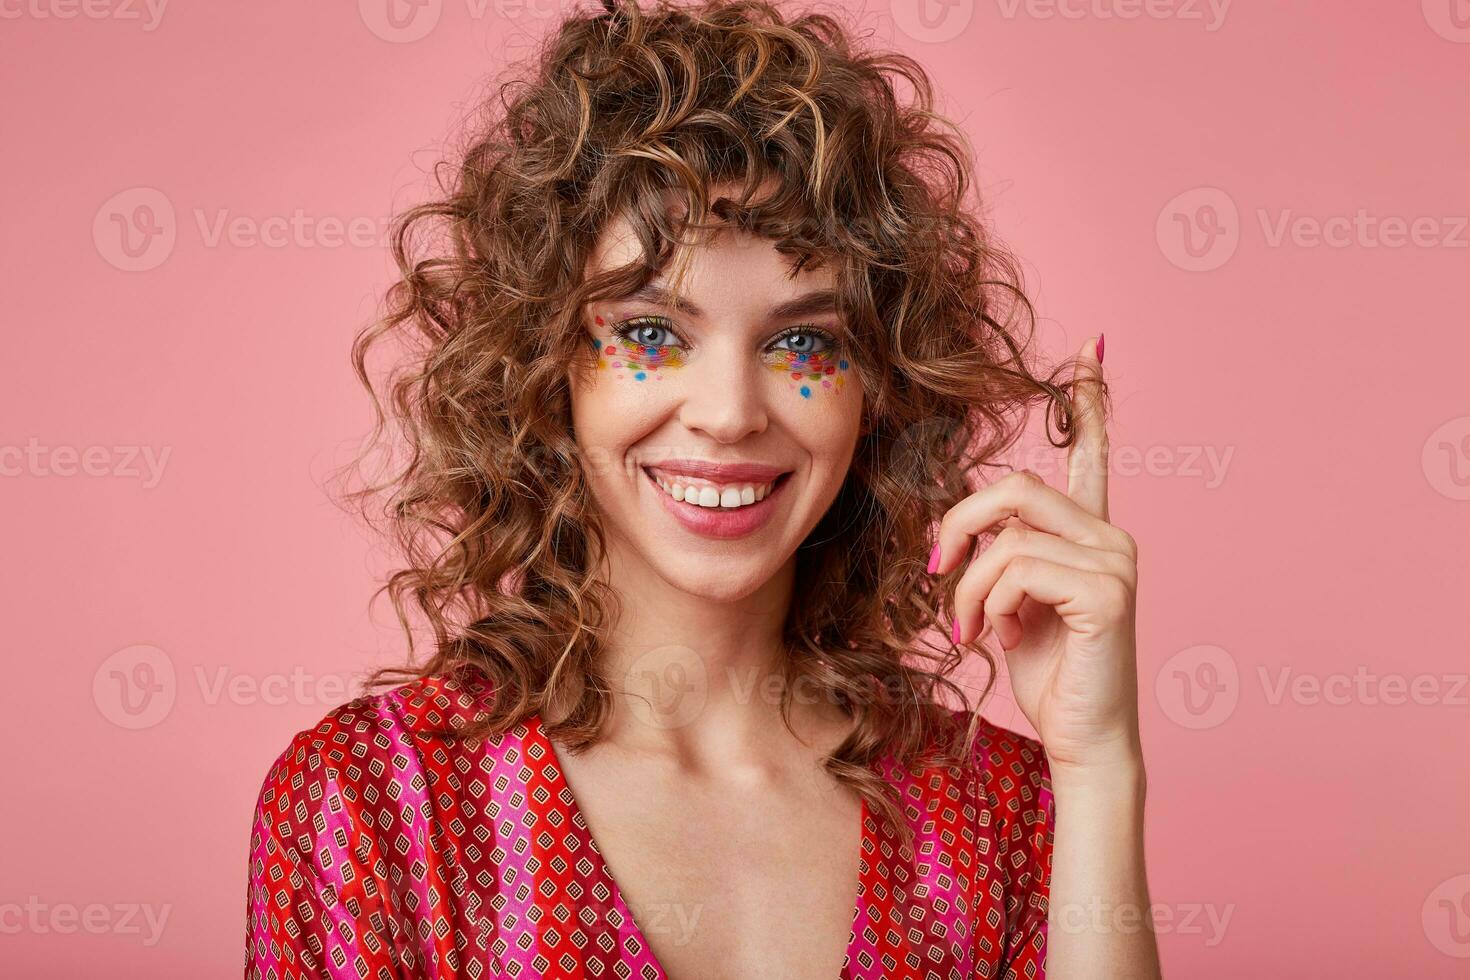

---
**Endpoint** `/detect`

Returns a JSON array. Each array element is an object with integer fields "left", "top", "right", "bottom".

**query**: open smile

[{"left": 641, "top": 466, "right": 793, "bottom": 540}]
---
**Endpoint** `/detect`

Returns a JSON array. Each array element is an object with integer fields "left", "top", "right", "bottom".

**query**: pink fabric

[{"left": 245, "top": 669, "right": 1053, "bottom": 978}]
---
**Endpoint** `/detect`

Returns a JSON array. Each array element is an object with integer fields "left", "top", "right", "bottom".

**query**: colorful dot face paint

[
  {"left": 766, "top": 348, "right": 849, "bottom": 398},
  {"left": 591, "top": 314, "right": 688, "bottom": 382},
  {"left": 590, "top": 313, "right": 688, "bottom": 382},
  {"left": 588, "top": 312, "right": 849, "bottom": 395}
]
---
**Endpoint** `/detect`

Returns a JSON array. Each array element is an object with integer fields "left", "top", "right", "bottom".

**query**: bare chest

[{"left": 554, "top": 751, "right": 865, "bottom": 980}]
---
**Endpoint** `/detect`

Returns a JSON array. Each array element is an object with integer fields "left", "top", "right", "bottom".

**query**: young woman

[{"left": 244, "top": 1, "right": 1160, "bottom": 977}]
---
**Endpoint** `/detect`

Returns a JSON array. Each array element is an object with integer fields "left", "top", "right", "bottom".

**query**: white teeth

[{"left": 649, "top": 470, "right": 779, "bottom": 509}]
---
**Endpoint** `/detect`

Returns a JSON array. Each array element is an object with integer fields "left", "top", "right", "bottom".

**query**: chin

[{"left": 644, "top": 551, "right": 785, "bottom": 603}]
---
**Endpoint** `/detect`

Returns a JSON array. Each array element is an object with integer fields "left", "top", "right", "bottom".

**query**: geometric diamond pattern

[{"left": 245, "top": 669, "right": 1053, "bottom": 978}]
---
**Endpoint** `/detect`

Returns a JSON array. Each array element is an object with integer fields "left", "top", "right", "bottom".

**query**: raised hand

[{"left": 930, "top": 335, "right": 1142, "bottom": 774}]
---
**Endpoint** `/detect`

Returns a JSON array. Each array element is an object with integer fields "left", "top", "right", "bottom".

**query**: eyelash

[{"left": 611, "top": 316, "right": 840, "bottom": 355}]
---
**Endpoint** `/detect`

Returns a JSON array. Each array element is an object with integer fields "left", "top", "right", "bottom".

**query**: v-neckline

[{"left": 527, "top": 711, "right": 872, "bottom": 978}]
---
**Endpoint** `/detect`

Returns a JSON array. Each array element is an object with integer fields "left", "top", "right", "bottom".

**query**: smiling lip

[
  {"left": 643, "top": 466, "right": 792, "bottom": 540},
  {"left": 641, "top": 459, "right": 791, "bottom": 484}
]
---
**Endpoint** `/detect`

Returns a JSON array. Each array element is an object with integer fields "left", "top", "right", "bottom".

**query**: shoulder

[
  {"left": 248, "top": 682, "right": 406, "bottom": 860},
  {"left": 247, "top": 670, "right": 501, "bottom": 865},
  {"left": 255, "top": 667, "right": 499, "bottom": 767}
]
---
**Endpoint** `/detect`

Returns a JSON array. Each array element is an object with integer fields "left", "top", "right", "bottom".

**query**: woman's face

[{"left": 568, "top": 199, "right": 865, "bottom": 603}]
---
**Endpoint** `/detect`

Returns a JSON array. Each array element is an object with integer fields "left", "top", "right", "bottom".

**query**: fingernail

[
  {"left": 951, "top": 617, "right": 962, "bottom": 644},
  {"left": 1096, "top": 333, "right": 1105, "bottom": 364},
  {"left": 927, "top": 541, "right": 942, "bottom": 574}
]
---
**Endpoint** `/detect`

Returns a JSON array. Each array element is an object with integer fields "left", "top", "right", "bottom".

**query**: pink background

[{"left": 4, "top": 1, "right": 1468, "bottom": 976}]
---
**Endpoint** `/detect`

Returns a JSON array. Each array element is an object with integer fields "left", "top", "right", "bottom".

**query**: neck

[{"left": 584, "top": 533, "right": 838, "bottom": 771}]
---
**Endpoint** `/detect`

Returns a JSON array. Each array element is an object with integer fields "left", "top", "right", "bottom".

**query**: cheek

[
  {"left": 767, "top": 353, "right": 863, "bottom": 447},
  {"left": 571, "top": 333, "right": 676, "bottom": 449}
]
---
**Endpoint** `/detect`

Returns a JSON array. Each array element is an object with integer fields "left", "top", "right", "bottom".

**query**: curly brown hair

[{"left": 333, "top": 0, "right": 1101, "bottom": 846}]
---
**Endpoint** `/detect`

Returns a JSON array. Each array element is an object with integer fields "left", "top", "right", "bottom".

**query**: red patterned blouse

[{"left": 244, "top": 669, "right": 1054, "bottom": 979}]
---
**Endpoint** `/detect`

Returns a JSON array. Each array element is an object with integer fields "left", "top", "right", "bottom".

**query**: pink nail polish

[
  {"left": 951, "top": 617, "right": 962, "bottom": 644},
  {"left": 1096, "top": 333, "right": 1105, "bottom": 364},
  {"left": 927, "top": 541, "right": 942, "bottom": 574}
]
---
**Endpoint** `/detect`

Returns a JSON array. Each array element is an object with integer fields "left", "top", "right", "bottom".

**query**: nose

[{"left": 676, "top": 340, "right": 770, "bottom": 443}]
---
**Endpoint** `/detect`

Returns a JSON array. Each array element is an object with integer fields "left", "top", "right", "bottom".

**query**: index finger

[{"left": 1065, "top": 334, "right": 1110, "bottom": 522}]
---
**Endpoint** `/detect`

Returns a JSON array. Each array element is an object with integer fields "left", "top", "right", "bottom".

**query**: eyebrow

[{"left": 628, "top": 283, "right": 841, "bottom": 321}]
